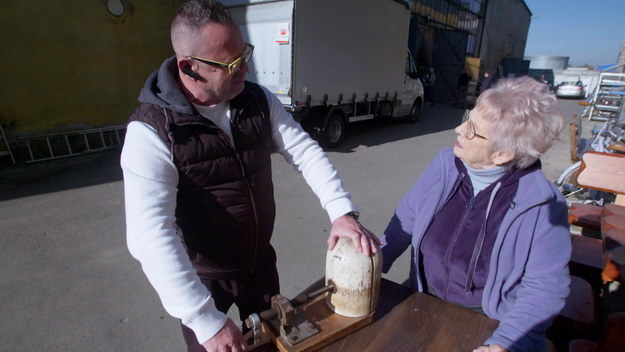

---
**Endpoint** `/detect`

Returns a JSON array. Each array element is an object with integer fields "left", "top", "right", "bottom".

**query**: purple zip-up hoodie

[{"left": 381, "top": 148, "right": 571, "bottom": 352}]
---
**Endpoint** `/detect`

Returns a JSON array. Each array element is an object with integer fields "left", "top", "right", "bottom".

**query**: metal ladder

[
  {"left": 0, "top": 124, "right": 16, "bottom": 165},
  {"left": 19, "top": 125, "right": 126, "bottom": 163}
]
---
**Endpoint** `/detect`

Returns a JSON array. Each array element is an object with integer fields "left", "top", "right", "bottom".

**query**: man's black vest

[{"left": 128, "top": 82, "right": 275, "bottom": 276}]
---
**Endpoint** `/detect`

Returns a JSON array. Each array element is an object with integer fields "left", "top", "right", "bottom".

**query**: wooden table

[
  {"left": 577, "top": 151, "right": 625, "bottom": 206},
  {"left": 319, "top": 288, "right": 499, "bottom": 352},
  {"left": 572, "top": 152, "right": 625, "bottom": 281}
]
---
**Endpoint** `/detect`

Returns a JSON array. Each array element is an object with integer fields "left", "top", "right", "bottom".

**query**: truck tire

[
  {"left": 404, "top": 98, "right": 422, "bottom": 123},
  {"left": 321, "top": 113, "right": 345, "bottom": 148}
]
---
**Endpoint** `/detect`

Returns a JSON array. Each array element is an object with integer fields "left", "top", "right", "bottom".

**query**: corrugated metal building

[
  {"left": 0, "top": 1, "right": 182, "bottom": 134},
  {"left": 0, "top": 0, "right": 531, "bottom": 162},
  {"left": 407, "top": 0, "right": 531, "bottom": 101}
]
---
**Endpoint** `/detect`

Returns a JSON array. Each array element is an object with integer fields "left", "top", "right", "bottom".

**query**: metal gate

[{"left": 432, "top": 30, "right": 468, "bottom": 103}]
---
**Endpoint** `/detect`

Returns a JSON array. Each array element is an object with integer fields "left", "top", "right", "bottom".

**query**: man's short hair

[{"left": 171, "top": 0, "right": 234, "bottom": 56}]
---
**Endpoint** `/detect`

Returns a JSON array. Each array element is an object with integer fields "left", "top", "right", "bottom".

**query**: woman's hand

[{"left": 473, "top": 344, "right": 508, "bottom": 352}]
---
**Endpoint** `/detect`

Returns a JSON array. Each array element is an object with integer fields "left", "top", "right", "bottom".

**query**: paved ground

[{"left": 0, "top": 99, "right": 590, "bottom": 351}]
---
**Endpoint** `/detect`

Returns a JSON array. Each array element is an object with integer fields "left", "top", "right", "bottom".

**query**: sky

[{"left": 523, "top": 0, "right": 625, "bottom": 67}]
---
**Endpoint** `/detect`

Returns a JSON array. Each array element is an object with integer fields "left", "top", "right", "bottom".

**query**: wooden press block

[{"left": 569, "top": 203, "right": 602, "bottom": 231}]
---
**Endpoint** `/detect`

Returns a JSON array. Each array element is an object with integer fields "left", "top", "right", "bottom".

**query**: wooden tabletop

[
  {"left": 577, "top": 152, "right": 625, "bottom": 206},
  {"left": 319, "top": 289, "right": 499, "bottom": 352}
]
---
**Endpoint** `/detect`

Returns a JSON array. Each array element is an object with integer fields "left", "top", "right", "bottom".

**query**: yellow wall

[{"left": 0, "top": 0, "right": 183, "bottom": 133}]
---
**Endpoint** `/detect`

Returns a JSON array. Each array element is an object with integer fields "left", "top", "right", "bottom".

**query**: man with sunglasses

[{"left": 120, "top": 1, "right": 379, "bottom": 351}]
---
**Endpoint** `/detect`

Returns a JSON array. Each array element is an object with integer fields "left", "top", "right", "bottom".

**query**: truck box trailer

[{"left": 222, "top": 0, "right": 423, "bottom": 147}]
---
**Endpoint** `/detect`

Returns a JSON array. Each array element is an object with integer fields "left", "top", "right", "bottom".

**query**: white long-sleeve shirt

[{"left": 121, "top": 86, "right": 357, "bottom": 344}]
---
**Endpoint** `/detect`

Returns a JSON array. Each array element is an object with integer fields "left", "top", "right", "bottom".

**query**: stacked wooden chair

[
  {"left": 553, "top": 151, "right": 625, "bottom": 351},
  {"left": 568, "top": 312, "right": 625, "bottom": 352}
]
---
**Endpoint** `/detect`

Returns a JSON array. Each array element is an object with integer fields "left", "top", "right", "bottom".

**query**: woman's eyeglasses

[{"left": 462, "top": 109, "right": 488, "bottom": 140}]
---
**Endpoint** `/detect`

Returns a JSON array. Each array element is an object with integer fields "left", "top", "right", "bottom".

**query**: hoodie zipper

[
  {"left": 442, "top": 194, "right": 476, "bottom": 299},
  {"left": 414, "top": 174, "right": 463, "bottom": 293}
]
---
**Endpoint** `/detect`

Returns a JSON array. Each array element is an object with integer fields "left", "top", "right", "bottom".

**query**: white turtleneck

[{"left": 464, "top": 162, "right": 507, "bottom": 195}]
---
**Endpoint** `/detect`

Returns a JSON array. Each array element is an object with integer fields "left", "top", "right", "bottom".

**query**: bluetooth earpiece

[{"left": 181, "top": 65, "right": 202, "bottom": 80}]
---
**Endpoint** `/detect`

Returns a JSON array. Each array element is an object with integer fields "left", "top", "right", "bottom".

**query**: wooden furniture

[
  {"left": 569, "top": 203, "right": 602, "bottom": 231},
  {"left": 550, "top": 275, "right": 599, "bottom": 349},
  {"left": 318, "top": 291, "right": 498, "bottom": 352},
  {"left": 558, "top": 152, "right": 625, "bottom": 349},
  {"left": 576, "top": 151, "right": 625, "bottom": 206},
  {"left": 603, "top": 205, "right": 625, "bottom": 281},
  {"left": 569, "top": 312, "right": 625, "bottom": 352},
  {"left": 568, "top": 151, "right": 625, "bottom": 231},
  {"left": 569, "top": 152, "right": 625, "bottom": 283},
  {"left": 569, "top": 113, "right": 581, "bottom": 162}
]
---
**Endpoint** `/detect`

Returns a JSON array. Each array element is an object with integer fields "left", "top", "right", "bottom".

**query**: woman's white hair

[{"left": 476, "top": 76, "right": 563, "bottom": 169}]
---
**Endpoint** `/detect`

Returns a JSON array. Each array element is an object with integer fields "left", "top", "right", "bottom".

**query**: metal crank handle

[
  {"left": 246, "top": 284, "right": 336, "bottom": 324},
  {"left": 244, "top": 313, "right": 272, "bottom": 350}
]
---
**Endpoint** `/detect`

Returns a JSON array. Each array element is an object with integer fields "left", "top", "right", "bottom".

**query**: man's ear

[
  {"left": 178, "top": 59, "right": 201, "bottom": 80},
  {"left": 492, "top": 150, "right": 515, "bottom": 166}
]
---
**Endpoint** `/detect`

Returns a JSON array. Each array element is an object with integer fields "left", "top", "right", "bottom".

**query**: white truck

[{"left": 223, "top": 0, "right": 424, "bottom": 147}]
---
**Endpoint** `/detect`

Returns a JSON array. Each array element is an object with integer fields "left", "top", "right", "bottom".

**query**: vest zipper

[
  {"left": 442, "top": 195, "right": 476, "bottom": 299},
  {"left": 230, "top": 109, "right": 261, "bottom": 274}
]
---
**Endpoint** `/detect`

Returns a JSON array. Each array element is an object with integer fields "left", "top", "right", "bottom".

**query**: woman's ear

[{"left": 492, "top": 150, "right": 515, "bottom": 166}]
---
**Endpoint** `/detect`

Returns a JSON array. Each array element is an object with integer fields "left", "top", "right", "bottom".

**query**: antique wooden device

[{"left": 244, "top": 238, "right": 382, "bottom": 351}]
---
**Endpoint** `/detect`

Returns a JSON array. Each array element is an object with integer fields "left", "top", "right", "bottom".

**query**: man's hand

[
  {"left": 201, "top": 318, "right": 247, "bottom": 352},
  {"left": 473, "top": 344, "right": 508, "bottom": 352},
  {"left": 328, "top": 214, "right": 381, "bottom": 256}
]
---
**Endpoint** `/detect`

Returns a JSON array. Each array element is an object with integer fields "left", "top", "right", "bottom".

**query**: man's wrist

[{"left": 344, "top": 211, "right": 360, "bottom": 220}]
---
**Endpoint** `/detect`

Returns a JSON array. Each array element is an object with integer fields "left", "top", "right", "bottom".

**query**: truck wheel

[
  {"left": 321, "top": 113, "right": 345, "bottom": 148},
  {"left": 404, "top": 99, "right": 422, "bottom": 123}
]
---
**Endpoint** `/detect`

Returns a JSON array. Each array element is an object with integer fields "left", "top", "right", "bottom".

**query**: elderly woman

[{"left": 381, "top": 76, "right": 571, "bottom": 352}]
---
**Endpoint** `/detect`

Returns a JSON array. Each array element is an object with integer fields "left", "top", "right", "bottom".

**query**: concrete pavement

[{"left": 0, "top": 99, "right": 587, "bottom": 351}]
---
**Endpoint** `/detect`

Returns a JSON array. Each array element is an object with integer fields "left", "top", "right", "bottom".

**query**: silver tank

[{"left": 525, "top": 55, "right": 569, "bottom": 70}]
